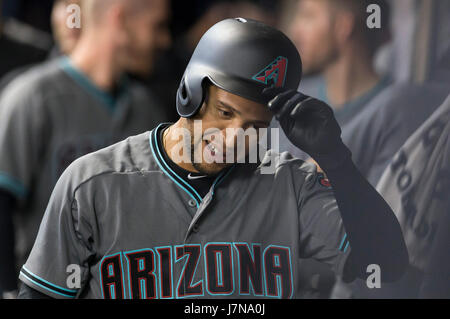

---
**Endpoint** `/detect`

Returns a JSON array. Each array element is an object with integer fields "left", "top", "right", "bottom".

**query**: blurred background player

[
  {"left": 0, "top": 0, "right": 171, "bottom": 298},
  {"left": 339, "top": 63, "right": 450, "bottom": 187},
  {"left": 275, "top": 0, "right": 392, "bottom": 163}
]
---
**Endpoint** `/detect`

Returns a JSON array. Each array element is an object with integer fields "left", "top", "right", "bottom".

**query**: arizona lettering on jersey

[{"left": 95, "top": 243, "right": 293, "bottom": 299}]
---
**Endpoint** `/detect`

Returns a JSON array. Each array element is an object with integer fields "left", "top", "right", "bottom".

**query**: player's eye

[{"left": 218, "top": 108, "right": 233, "bottom": 118}]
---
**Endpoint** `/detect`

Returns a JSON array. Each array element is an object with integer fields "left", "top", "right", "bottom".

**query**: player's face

[
  {"left": 122, "top": 0, "right": 171, "bottom": 76},
  {"left": 186, "top": 85, "right": 272, "bottom": 175},
  {"left": 289, "top": 0, "right": 339, "bottom": 76}
]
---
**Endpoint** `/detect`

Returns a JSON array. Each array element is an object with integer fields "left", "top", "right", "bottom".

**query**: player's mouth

[{"left": 204, "top": 140, "right": 228, "bottom": 163}]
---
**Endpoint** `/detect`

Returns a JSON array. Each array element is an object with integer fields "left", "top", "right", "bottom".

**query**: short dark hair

[{"left": 329, "top": 0, "right": 391, "bottom": 56}]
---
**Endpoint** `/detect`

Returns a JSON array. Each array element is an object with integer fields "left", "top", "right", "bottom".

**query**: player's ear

[{"left": 109, "top": 2, "right": 129, "bottom": 46}]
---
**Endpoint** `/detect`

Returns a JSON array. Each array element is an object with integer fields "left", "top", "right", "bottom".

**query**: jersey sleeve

[
  {"left": 0, "top": 80, "right": 49, "bottom": 200},
  {"left": 18, "top": 162, "right": 94, "bottom": 299},
  {"left": 297, "top": 171, "right": 351, "bottom": 277}
]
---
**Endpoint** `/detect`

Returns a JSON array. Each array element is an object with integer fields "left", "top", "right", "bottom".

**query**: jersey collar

[
  {"left": 149, "top": 123, "right": 234, "bottom": 208},
  {"left": 58, "top": 56, "right": 129, "bottom": 113}
]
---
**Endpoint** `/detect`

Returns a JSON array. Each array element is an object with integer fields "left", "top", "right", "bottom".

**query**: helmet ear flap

[
  {"left": 176, "top": 76, "right": 194, "bottom": 118},
  {"left": 177, "top": 76, "right": 189, "bottom": 105},
  {"left": 176, "top": 71, "right": 207, "bottom": 118}
]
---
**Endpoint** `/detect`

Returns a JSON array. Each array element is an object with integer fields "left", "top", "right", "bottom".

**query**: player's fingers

[
  {"left": 289, "top": 96, "right": 314, "bottom": 118},
  {"left": 266, "top": 89, "right": 297, "bottom": 114},
  {"left": 274, "top": 92, "right": 309, "bottom": 121}
]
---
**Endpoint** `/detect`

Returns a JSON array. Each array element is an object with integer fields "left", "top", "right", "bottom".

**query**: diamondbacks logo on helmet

[{"left": 252, "top": 56, "right": 288, "bottom": 88}]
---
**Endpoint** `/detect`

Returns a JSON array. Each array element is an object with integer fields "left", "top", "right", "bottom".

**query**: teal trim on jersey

[
  {"left": 58, "top": 56, "right": 117, "bottom": 112},
  {"left": 343, "top": 241, "right": 350, "bottom": 253},
  {"left": 211, "top": 166, "right": 235, "bottom": 195},
  {"left": 151, "top": 125, "right": 203, "bottom": 204},
  {"left": 150, "top": 124, "right": 235, "bottom": 205},
  {"left": 22, "top": 266, "right": 78, "bottom": 293},
  {"left": 338, "top": 234, "right": 347, "bottom": 251},
  {"left": 20, "top": 267, "right": 78, "bottom": 298},
  {"left": 149, "top": 126, "right": 202, "bottom": 207},
  {"left": 333, "top": 76, "right": 391, "bottom": 123},
  {"left": 318, "top": 76, "right": 390, "bottom": 109},
  {"left": 20, "top": 271, "right": 76, "bottom": 298},
  {"left": 0, "top": 172, "right": 27, "bottom": 199}
]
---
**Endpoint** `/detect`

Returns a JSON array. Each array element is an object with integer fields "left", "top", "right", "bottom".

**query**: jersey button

[
  {"left": 188, "top": 199, "right": 197, "bottom": 207},
  {"left": 192, "top": 224, "right": 200, "bottom": 233}
]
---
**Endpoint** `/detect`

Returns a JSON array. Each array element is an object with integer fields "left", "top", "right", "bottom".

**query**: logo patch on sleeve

[
  {"left": 252, "top": 56, "right": 288, "bottom": 88},
  {"left": 317, "top": 174, "right": 331, "bottom": 188}
]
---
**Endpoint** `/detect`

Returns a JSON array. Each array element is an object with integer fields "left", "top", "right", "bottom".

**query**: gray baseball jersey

[
  {"left": 19, "top": 123, "right": 350, "bottom": 299},
  {"left": 0, "top": 56, "right": 168, "bottom": 266},
  {"left": 338, "top": 94, "right": 450, "bottom": 299},
  {"left": 377, "top": 94, "right": 450, "bottom": 271}
]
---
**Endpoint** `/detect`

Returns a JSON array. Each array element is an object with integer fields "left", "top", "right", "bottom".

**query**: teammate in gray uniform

[
  {"left": 372, "top": 95, "right": 450, "bottom": 298},
  {"left": 18, "top": 18, "right": 407, "bottom": 299},
  {"left": 0, "top": 0, "right": 170, "bottom": 297}
]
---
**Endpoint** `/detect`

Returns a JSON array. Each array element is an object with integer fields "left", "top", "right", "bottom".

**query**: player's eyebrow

[
  {"left": 217, "top": 100, "right": 241, "bottom": 115},
  {"left": 217, "top": 101, "right": 271, "bottom": 127}
]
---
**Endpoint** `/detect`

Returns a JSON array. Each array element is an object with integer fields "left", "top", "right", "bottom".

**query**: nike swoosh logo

[{"left": 187, "top": 173, "right": 208, "bottom": 180}]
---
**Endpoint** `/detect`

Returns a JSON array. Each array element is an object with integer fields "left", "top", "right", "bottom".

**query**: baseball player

[
  {"left": 18, "top": 18, "right": 407, "bottom": 299},
  {"left": 376, "top": 95, "right": 450, "bottom": 298},
  {"left": 0, "top": 0, "right": 170, "bottom": 297}
]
